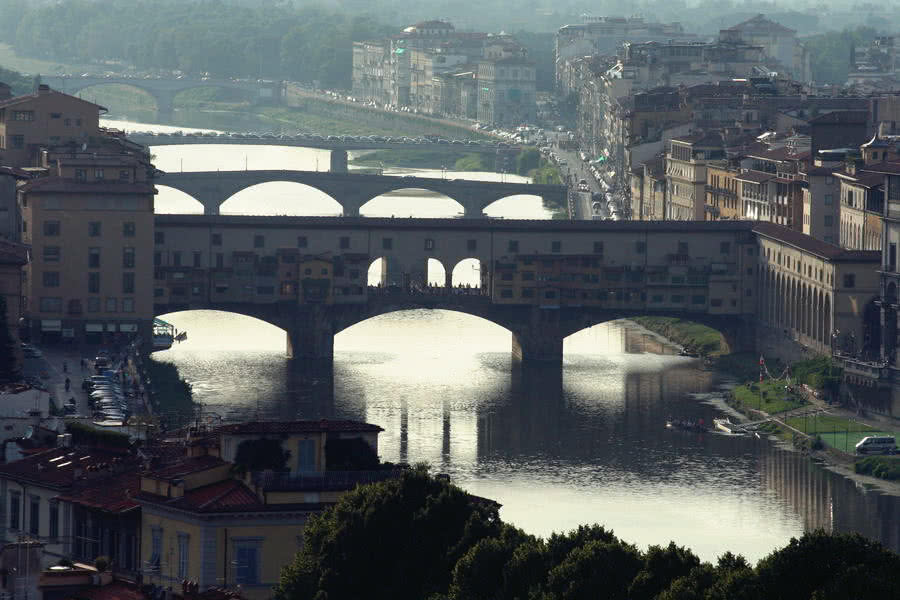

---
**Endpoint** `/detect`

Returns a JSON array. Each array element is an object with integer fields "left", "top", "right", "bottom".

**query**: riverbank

[
  {"left": 144, "top": 356, "right": 197, "bottom": 428},
  {"left": 629, "top": 316, "right": 729, "bottom": 356}
]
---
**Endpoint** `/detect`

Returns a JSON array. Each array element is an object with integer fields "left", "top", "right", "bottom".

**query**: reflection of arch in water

[
  {"left": 219, "top": 181, "right": 343, "bottom": 216},
  {"left": 154, "top": 185, "right": 205, "bottom": 214},
  {"left": 451, "top": 258, "right": 483, "bottom": 288},
  {"left": 359, "top": 188, "right": 464, "bottom": 218}
]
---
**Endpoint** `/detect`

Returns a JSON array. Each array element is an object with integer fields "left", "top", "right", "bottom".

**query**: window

[
  {"left": 9, "top": 492, "right": 19, "bottom": 530},
  {"left": 123, "top": 247, "right": 135, "bottom": 268},
  {"left": 256, "top": 286, "right": 274, "bottom": 295},
  {"left": 501, "top": 272, "right": 513, "bottom": 281},
  {"left": 551, "top": 240, "right": 561, "bottom": 253},
  {"left": 150, "top": 527, "right": 162, "bottom": 569},
  {"left": 500, "top": 289, "right": 513, "bottom": 298},
  {"left": 298, "top": 439, "right": 316, "bottom": 472},
  {"left": 467, "top": 239, "right": 477, "bottom": 251},
  {"left": 424, "top": 238, "right": 434, "bottom": 250},
  {"left": 89, "top": 247, "right": 100, "bottom": 268},
  {"left": 508, "top": 240, "right": 519, "bottom": 252},
  {"left": 12, "top": 110, "right": 34, "bottom": 121},
  {"left": 29, "top": 496, "right": 39, "bottom": 535},
  {"left": 382, "top": 237, "right": 393, "bottom": 250},
  {"left": 154, "top": 252, "right": 162, "bottom": 267},
  {"left": 544, "top": 290, "right": 557, "bottom": 299},
  {"left": 216, "top": 253, "right": 224, "bottom": 268},
  {"left": 522, "top": 271, "right": 535, "bottom": 281},
  {"left": 123, "top": 221, "right": 135, "bottom": 237},
  {"left": 50, "top": 112, "right": 61, "bottom": 119},
  {"left": 173, "top": 251, "right": 181, "bottom": 267},
  {"left": 87, "top": 297, "right": 100, "bottom": 312},
  {"left": 710, "top": 298, "right": 723, "bottom": 307},
  {"left": 212, "top": 233, "right": 222, "bottom": 246},
  {"left": 119, "top": 169, "right": 130, "bottom": 181},
  {"left": 522, "top": 288, "right": 534, "bottom": 298},
  {"left": 250, "top": 234, "right": 264, "bottom": 249},
  {"left": 105, "top": 298, "right": 117, "bottom": 312},
  {"left": 177, "top": 534, "right": 189, "bottom": 579},
  {"left": 297, "top": 236, "right": 307, "bottom": 248},
  {"left": 234, "top": 544, "right": 260, "bottom": 585},
  {"left": 691, "top": 295, "right": 706, "bottom": 305},
  {"left": 890, "top": 243, "right": 897, "bottom": 271},
  {"left": 75, "top": 169, "right": 86, "bottom": 181},
  {"left": 843, "top": 273, "right": 856, "bottom": 288},
  {"left": 824, "top": 215, "right": 833, "bottom": 226},
  {"left": 155, "top": 231, "right": 164, "bottom": 244},
  {"left": 720, "top": 242, "right": 731, "bottom": 254},
  {"left": 122, "top": 273, "right": 135, "bottom": 294},
  {"left": 94, "top": 168, "right": 104, "bottom": 180},
  {"left": 43, "top": 220, "right": 60, "bottom": 236},
  {"left": 43, "top": 271, "right": 59, "bottom": 287},
  {"left": 824, "top": 194, "right": 833, "bottom": 205},
  {"left": 11, "top": 135, "right": 23, "bottom": 149},
  {"left": 43, "top": 246, "right": 60, "bottom": 262},
  {"left": 49, "top": 500, "right": 59, "bottom": 540},
  {"left": 635, "top": 241, "right": 646, "bottom": 254},
  {"left": 651, "top": 294, "right": 663, "bottom": 303},
  {"left": 122, "top": 298, "right": 134, "bottom": 312},
  {"left": 594, "top": 241, "right": 604, "bottom": 255},
  {"left": 192, "top": 251, "right": 201, "bottom": 268},
  {"left": 671, "top": 295, "right": 684, "bottom": 303},
  {"left": 88, "top": 221, "right": 101, "bottom": 237},
  {"left": 745, "top": 288, "right": 752, "bottom": 297},
  {"left": 154, "top": 288, "right": 164, "bottom": 298},
  {"left": 677, "top": 242, "right": 688, "bottom": 254}
]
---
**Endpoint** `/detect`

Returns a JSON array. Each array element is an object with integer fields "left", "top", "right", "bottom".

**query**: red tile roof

[
  {"left": 145, "top": 455, "right": 227, "bottom": 481},
  {"left": 0, "top": 88, "right": 106, "bottom": 112},
  {"left": 735, "top": 170, "right": 775, "bottom": 183},
  {"left": 136, "top": 478, "right": 266, "bottom": 513},
  {"left": 216, "top": 420, "right": 384, "bottom": 435},
  {"left": 753, "top": 222, "right": 881, "bottom": 262},
  {"left": 0, "top": 447, "right": 131, "bottom": 490},
  {"left": 57, "top": 473, "right": 141, "bottom": 514}
]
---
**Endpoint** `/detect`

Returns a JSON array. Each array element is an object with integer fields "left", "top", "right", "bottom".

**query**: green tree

[
  {"left": 629, "top": 542, "right": 702, "bottom": 600},
  {"left": 275, "top": 467, "right": 502, "bottom": 600},
  {"left": 0, "top": 296, "right": 20, "bottom": 383},
  {"left": 515, "top": 148, "right": 541, "bottom": 175},
  {"left": 232, "top": 438, "right": 290, "bottom": 474},
  {"left": 545, "top": 539, "right": 643, "bottom": 600}
]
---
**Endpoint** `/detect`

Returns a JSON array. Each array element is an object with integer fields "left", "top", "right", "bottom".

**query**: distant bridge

[
  {"left": 156, "top": 170, "right": 567, "bottom": 217},
  {"left": 42, "top": 75, "right": 283, "bottom": 119}
]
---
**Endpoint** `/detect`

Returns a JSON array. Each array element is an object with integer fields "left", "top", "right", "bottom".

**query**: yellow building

[
  {"left": 20, "top": 143, "right": 156, "bottom": 343},
  {"left": 137, "top": 420, "right": 385, "bottom": 600}
]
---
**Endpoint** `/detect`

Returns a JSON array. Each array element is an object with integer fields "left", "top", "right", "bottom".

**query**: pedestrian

[
  {"left": 65, "top": 377, "right": 71, "bottom": 392},
  {"left": 80, "top": 358, "right": 85, "bottom": 371},
  {"left": 63, "top": 361, "right": 68, "bottom": 373}
]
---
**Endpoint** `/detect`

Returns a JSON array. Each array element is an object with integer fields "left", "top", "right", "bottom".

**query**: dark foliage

[
  {"left": 0, "top": 296, "right": 20, "bottom": 384},
  {"left": 232, "top": 438, "right": 290, "bottom": 474}
]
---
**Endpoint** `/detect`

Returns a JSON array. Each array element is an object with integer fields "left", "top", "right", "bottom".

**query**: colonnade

[{"left": 757, "top": 264, "right": 832, "bottom": 352}]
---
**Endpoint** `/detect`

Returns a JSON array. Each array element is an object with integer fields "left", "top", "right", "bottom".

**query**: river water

[{"left": 106, "top": 117, "right": 900, "bottom": 562}]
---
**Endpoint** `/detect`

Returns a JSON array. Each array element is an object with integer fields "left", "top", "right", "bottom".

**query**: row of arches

[
  {"left": 369, "top": 257, "right": 483, "bottom": 288},
  {"left": 757, "top": 265, "right": 832, "bottom": 349},
  {"left": 67, "top": 82, "right": 255, "bottom": 115},
  {"left": 155, "top": 182, "right": 544, "bottom": 218},
  {"left": 840, "top": 219, "right": 882, "bottom": 252}
]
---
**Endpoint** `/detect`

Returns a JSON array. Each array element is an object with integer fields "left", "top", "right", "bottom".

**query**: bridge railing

[{"left": 367, "top": 284, "right": 490, "bottom": 298}]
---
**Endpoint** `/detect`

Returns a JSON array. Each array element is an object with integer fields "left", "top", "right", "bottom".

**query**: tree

[
  {"left": 232, "top": 438, "right": 290, "bottom": 474},
  {"left": 0, "top": 296, "right": 20, "bottom": 384},
  {"left": 275, "top": 467, "right": 502, "bottom": 600},
  {"left": 629, "top": 542, "right": 701, "bottom": 600},
  {"left": 545, "top": 539, "right": 643, "bottom": 600}
]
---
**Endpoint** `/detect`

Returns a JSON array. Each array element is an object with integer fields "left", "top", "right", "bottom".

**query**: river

[{"left": 106, "top": 117, "right": 900, "bottom": 562}]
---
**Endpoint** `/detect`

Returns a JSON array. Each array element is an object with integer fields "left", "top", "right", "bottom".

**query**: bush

[
  {"left": 855, "top": 456, "right": 900, "bottom": 481},
  {"left": 94, "top": 556, "right": 109, "bottom": 572}
]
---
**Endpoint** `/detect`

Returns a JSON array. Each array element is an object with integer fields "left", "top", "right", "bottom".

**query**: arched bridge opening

[
  {"left": 220, "top": 181, "right": 343, "bottom": 216},
  {"left": 153, "top": 309, "right": 290, "bottom": 354},
  {"left": 154, "top": 185, "right": 206, "bottom": 215},
  {"left": 359, "top": 188, "right": 466, "bottom": 219},
  {"left": 71, "top": 82, "right": 159, "bottom": 115},
  {"left": 172, "top": 86, "right": 255, "bottom": 110},
  {"left": 483, "top": 193, "right": 556, "bottom": 219}
]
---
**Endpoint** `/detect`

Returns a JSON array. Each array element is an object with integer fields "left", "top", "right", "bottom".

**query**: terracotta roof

[
  {"left": 833, "top": 171, "right": 884, "bottom": 188},
  {"left": 137, "top": 479, "right": 279, "bottom": 513},
  {"left": 216, "top": 420, "right": 384, "bottom": 435},
  {"left": 860, "top": 161, "right": 900, "bottom": 175},
  {"left": 57, "top": 472, "right": 141, "bottom": 514},
  {"left": 20, "top": 177, "right": 156, "bottom": 195},
  {"left": 145, "top": 455, "right": 227, "bottom": 481},
  {"left": 745, "top": 147, "right": 809, "bottom": 162},
  {"left": 725, "top": 14, "right": 796, "bottom": 35},
  {"left": 753, "top": 222, "right": 881, "bottom": 262},
  {"left": 0, "top": 88, "right": 106, "bottom": 112},
  {"left": 0, "top": 447, "right": 131, "bottom": 490},
  {"left": 808, "top": 110, "right": 869, "bottom": 125}
]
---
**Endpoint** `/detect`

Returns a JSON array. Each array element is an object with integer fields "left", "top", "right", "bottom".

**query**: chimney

[{"left": 37, "top": 84, "right": 50, "bottom": 95}]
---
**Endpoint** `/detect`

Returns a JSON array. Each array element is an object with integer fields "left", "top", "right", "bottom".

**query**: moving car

[{"left": 855, "top": 436, "right": 897, "bottom": 455}]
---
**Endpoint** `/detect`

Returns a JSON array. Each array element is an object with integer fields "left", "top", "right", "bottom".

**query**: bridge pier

[
  {"left": 511, "top": 328, "right": 564, "bottom": 365},
  {"left": 330, "top": 150, "right": 348, "bottom": 174},
  {"left": 286, "top": 308, "right": 335, "bottom": 361}
]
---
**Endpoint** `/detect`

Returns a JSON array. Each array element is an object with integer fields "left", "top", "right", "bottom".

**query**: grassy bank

[
  {"left": 145, "top": 356, "right": 196, "bottom": 427},
  {"left": 855, "top": 456, "right": 900, "bottom": 481},
  {"left": 629, "top": 316, "right": 728, "bottom": 356},
  {"left": 350, "top": 148, "right": 482, "bottom": 170}
]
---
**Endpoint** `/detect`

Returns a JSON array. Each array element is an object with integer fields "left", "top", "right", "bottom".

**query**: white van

[{"left": 855, "top": 436, "right": 897, "bottom": 455}]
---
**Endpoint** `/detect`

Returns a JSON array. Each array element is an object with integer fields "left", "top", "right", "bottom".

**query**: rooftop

[
  {"left": 735, "top": 170, "right": 775, "bottom": 183},
  {"left": 144, "top": 455, "right": 227, "bottom": 481},
  {"left": 724, "top": 14, "right": 796, "bottom": 35},
  {"left": 753, "top": 222, "right": 881, "bottom": 262},
  {"left": 20, "top": 177, "right": 156, "bottom": 195},
  {"left": 57, "top": 472, "right": 141, "bottom": 514},
  {"left": 0, "top": 87, "right": 107, "bottom": 112},
  {"left": 0, "top": 447, "right": 131, "bottom": 490}
]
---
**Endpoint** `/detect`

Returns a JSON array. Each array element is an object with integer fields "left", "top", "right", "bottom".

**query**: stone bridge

[
  {"left": 152, "top": 215, "right": 761, "bottom": 365},
  {"left": 156, "top": 170, "right": 567, "bottom": 217},
  {"left": 41, "top": 75, "right": 283, "bottom": 119}
]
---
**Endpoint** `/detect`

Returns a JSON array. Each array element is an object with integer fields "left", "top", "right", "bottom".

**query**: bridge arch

[
  {"left": 427, "top": 258, "right": 448, "bottom": 287},
  {"left": 154, "top": 308, "right": 290, "bottom": 351},
  {"left": 451, "top": 257, "right": 484, "bottom": 288},
  {"left": 482, "top": 193, "right": 549, "bottom": 219},
  {"left": 67, "top": 82, "right": 160, "bottom": 113},
  {"left": 154, "top": 185, "right": 206, "bottom": 215},
  {"left": 359, "top": 187, "right": 465, "bottom": 218},
  {"left": 220, "top": 181, "right": 343, "bottom": 216}
]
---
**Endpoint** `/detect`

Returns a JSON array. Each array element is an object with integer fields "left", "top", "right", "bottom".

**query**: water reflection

[{"left": 152, "top": 312, "right": 900, "bottom": 561}]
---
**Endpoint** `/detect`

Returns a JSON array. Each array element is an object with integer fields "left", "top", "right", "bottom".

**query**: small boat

[
  {"left": 714, "top": 418, "right": 742, "bottom": 434},
  {"left": 679, "top": 348, "right": 700, "bottom": 358},
  {"left": 666, "top": 419, "right": 709, "bottom": 433}
]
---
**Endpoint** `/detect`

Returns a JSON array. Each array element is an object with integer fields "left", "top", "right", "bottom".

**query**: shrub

[{"left": 94, "top": 556, "right": 109, "bottom": 572}]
